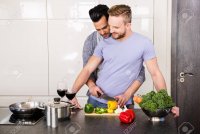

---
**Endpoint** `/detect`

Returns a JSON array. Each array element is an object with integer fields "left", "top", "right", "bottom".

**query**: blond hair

[{"left": 108, "top": 4, "right": 132, "bottom": 23}]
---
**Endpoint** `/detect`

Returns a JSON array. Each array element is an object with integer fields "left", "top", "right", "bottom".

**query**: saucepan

[
  {"left": 9, "top": 101, "right": 45, "bottom": 116},
  {"left": 37, "top": 98, "right": 76, "bottom": 119}
]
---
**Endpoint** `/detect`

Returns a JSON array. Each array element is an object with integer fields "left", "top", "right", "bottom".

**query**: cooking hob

[{"left": 0, "top": 107, "right": 44, "bottom": 125}]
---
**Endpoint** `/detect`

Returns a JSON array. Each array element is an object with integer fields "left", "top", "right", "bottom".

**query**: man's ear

[{"left": 126, "top": 23, "right": 131, "bottom": 29}]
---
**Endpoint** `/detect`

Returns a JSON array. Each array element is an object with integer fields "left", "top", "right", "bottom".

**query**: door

[{"left": 172, "top": 0, "right": 200, "bottom": 133}]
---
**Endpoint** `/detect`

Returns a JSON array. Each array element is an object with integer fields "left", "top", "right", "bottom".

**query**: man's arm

[
  {"left": 82, "top": 32, "right": 103, "bottom": 96},
  {"left": 145, "top": 57, "right": 180, "bottom": 117},
  {"left": 115, "top": 80, "right": 142, "bottom": 107},
  {"left": 145, "top": 57, "right": 167, "bottom": 90},
  {"left": 72, "top": 56, "right": 102, "bottom": 93}
]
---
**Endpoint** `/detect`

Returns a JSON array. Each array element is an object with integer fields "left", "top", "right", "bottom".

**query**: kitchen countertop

[{"left": 0, "top": 109, "right": 177, "bottom": 134}]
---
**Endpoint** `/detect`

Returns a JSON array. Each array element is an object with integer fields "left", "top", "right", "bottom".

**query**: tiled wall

[{"left": 0, "top": 0, "right": 171, "bottom": 107}]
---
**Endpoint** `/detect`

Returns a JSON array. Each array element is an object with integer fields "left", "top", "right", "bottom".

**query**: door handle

[
  {"left": 179, "top": 72, "right": 194, "bottom": 83},
  {"left": 180, "top": 72, "right": 194, "bottom": 77}
]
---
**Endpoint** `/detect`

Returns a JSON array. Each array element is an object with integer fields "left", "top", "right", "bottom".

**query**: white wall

[{"left": 0, "top": 0, "right": 172, "bottom": 107}]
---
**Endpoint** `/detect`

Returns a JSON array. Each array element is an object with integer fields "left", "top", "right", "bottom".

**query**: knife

[{"left": 97, "top": 91, "right": 117, "bottom": 101}]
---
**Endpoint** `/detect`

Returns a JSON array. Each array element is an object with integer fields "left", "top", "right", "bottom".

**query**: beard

[{"left": 111, "top": 32, "right": 126, "bottom": 40}]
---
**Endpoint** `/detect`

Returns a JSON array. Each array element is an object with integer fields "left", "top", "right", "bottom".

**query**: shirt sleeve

[
  {"left": 143, "top": 39, "right": 156, "bottom": 61},
  {"left": 82, "top": 34, "right": 96, "bottom": 67},
  {"left": 93, "top": 41, "right": 104, "bottom": 58},
  {"left": 82, "top": 33, "right": 98, "bottom": 81}
]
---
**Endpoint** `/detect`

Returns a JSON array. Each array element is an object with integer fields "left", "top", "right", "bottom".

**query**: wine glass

[
  {"left": 65, "top": 88, "right": 76, "bottom": 100},
  {"left": 57, "top": 81, "right": 68, "bottom": 100}
]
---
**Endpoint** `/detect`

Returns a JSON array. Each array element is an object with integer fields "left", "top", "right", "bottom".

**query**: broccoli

[{"left": 139, "top": 89, "right": 175, "bottom": 112}]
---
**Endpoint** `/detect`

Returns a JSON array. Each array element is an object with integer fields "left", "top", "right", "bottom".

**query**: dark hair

[{"left": 89, "top": 4, "right": 109, "bottom": 22}]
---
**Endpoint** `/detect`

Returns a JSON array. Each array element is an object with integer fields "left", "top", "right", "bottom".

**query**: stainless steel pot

[
  {"left": 39, "top": 101, "right": 75, "bottom": 119},
  {"left": 53, "top": 102, "right": 72, "bottom": 119}
]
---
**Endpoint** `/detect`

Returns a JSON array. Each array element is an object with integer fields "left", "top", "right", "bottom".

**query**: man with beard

[
  {"left": 71, "top": 4, "right": 179, "bottom": 117},
  {"left": 82, "top": 4, "right": 145, "bottom": 108}
]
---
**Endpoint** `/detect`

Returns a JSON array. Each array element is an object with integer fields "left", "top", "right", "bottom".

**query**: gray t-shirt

[
  {"left": 92, "top": 32, "right": 156, "bottom": 104},
  {"left": 82, "top": 31, "right": 145, "bottom": 83}
]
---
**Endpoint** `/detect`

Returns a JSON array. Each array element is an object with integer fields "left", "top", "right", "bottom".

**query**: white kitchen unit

[
  {"left": 48, "top": 20, "right": 94, "bottom": 96},
  {"left": 0, "top": 0, "right": 48, "bottom": 96},
  {"left": 47, "top": 0, "right": 98, "bottom": 19},
  {"left": 0, "top": 20, "right": 48, "bottom": 95},
  {"left": 0, "top": 0, "right": 46, "bottom": 19}
]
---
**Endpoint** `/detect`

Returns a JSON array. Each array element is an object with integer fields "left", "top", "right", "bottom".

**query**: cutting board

[{"left": 85, "top": 112, "right": 119, "bottom": 116}]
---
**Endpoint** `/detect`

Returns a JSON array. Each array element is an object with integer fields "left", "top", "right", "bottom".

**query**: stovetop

[{"left": 0, "top": 107, "right": 44, "bottom": 125}]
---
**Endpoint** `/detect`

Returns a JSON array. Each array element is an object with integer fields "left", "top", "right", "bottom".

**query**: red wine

[
  {"left": 57, "top": 89, "right": 67, "bottom": 97},
  {"left": 66, "top": 92, "right": 76, "bottom": 100}
]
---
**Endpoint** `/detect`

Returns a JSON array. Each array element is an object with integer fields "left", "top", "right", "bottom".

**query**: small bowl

[{"left": 141, "top": 107, "right": 172, "bottom": 118}]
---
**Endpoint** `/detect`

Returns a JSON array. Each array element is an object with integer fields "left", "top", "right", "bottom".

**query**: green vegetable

[
  {"left": 84, "top": 103, "right": 94, "bottom": 113},
  {"left": 95, "top": 107, "right": 108, "bottom": 114},
  {"left": 139, "top": 89, "right": 175, "bottom": 112}
]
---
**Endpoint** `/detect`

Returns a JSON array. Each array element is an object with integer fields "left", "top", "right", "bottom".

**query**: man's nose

[
  {"left": 110, "top": 28, "right": 113, "bottom": 33},
  {"left": 100, "top": 30, "right": 105, "bottom": 35}
]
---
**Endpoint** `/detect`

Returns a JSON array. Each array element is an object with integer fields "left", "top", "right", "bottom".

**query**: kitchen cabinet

[
  {"left": 0, "top": 0, "right": 48, "bottom": 95},
  {"left": 0, "top": 20, "right": 48, "bottom": 95},
  {"left": 48, "top": 20, "right": 94, "bottom": 96}
]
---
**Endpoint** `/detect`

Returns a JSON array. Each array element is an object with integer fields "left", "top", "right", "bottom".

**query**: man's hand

[
  {"left": 89, "top": 85, "right": 104, "bottom": 98},
  {"left": 171, "top": 106, "right": 179, "bottom": 117},
  {"left": 114, "top": 94, "right": 130, "bottom": 107},
  {"left": 70, "top": 97, "right": 82, "bottom": 109}
]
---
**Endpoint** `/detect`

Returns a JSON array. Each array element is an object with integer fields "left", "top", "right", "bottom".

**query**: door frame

[{"left": 171, "top": 0, "right": 178, "bottom": 105}]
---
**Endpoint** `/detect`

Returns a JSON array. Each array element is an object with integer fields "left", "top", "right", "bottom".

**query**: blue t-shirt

[{"left": 91, "top": 32, "right": 156, "bottom": 104}]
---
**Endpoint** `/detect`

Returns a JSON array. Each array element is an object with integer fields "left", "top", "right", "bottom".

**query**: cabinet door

[
  {"left": 48, "top": 20, "right": 94, "bottom": 96},
  {"left": 0, "top": 20, "right": 48, "bottom": 95},
  {"left": 47, "top": 0, "right": 99, "bottom": 96}
]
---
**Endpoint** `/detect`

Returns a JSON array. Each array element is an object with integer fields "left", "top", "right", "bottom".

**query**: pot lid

[{"left": 48, "top": 102, "right": 69, "bottom": 108}]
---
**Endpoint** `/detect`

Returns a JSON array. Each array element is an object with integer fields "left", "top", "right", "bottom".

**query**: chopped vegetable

[
  {"left": 107, "top": 109, "right": 114, "bottom": 113},
  {"left": 139, "top": 90, "right": 175, "bottom": 112},
  {"left": 95, "top": 107, "right": 107, "bottom": 114},
  {"left": 107, "top": 101, "right": 118, "bottom": 110},
  {"left": 84, "top": 103, "right": 94, "bottom": 113},
  {"left": 115, "top": 105, "right": 123, "bottom": 114},
  {"left": 122, "top": 105, "right": 128, "bottom": 112}
]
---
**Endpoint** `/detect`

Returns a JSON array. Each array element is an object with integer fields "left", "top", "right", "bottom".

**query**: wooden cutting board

[{"left": 85, "top": 112, "right": 119, "bottom": 116}]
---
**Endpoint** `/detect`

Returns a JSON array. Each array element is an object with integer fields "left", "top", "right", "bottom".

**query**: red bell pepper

[
  {"left": 126, "top": 109, "right": 135, "bottom": 121},
  {"left": 119, "top": 111, "right": 132, "bottom": 123},
  {"left": 119, "top": 109, "right": 135, "bottom": 124}
]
